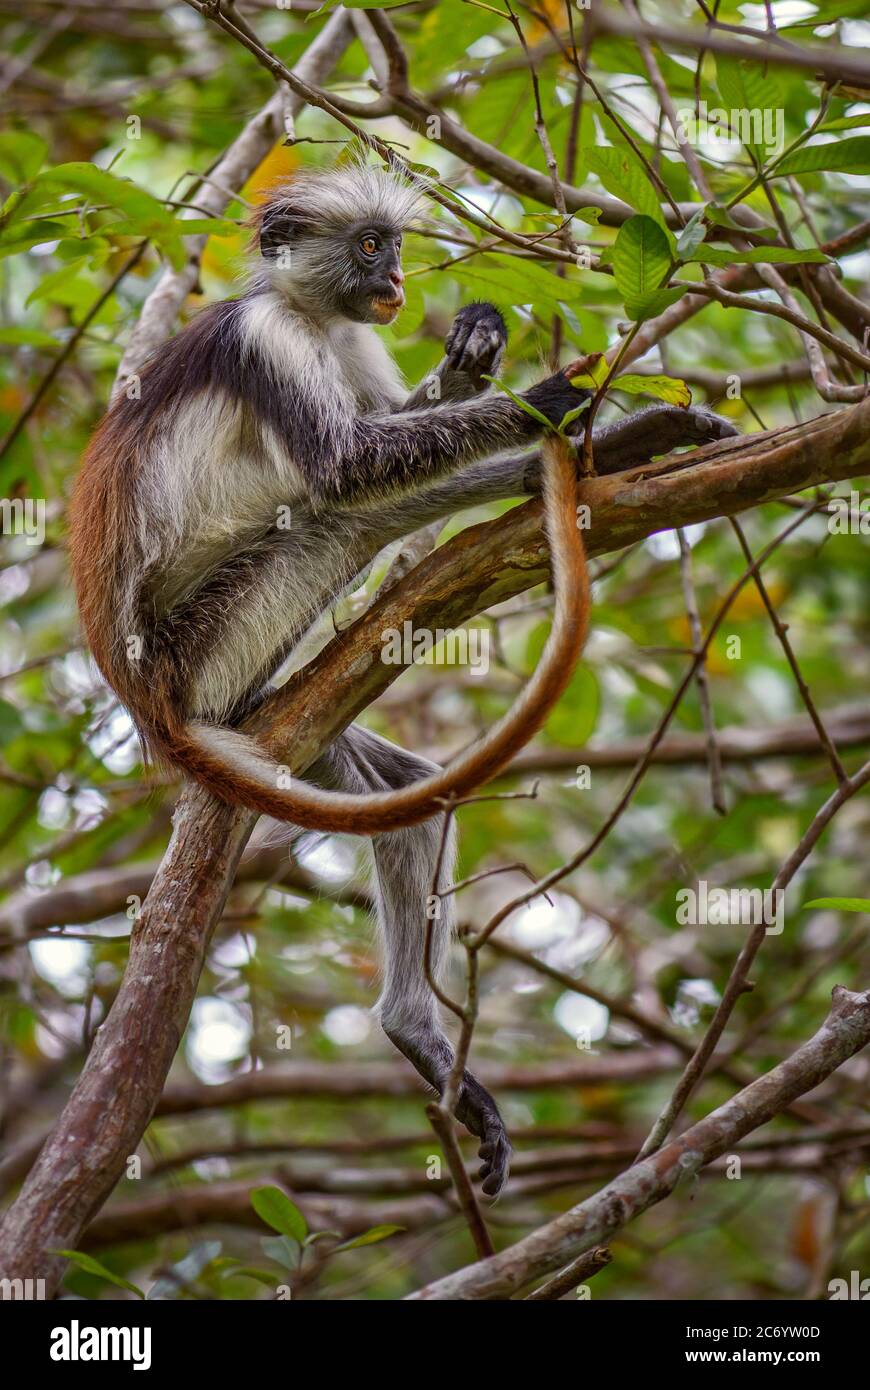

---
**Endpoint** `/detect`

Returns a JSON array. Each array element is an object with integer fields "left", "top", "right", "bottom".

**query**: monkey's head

[{"left": 253, "top": 163, "right": 424, "bottom": 325}]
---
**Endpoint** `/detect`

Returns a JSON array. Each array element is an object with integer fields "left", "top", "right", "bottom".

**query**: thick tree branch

[{"left": 250, "top": 401, "right": 870, "bottom": 767}]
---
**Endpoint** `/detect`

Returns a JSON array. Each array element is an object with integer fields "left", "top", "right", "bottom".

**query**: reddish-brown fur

[{"left": 70, "top": 417, "right": 590, "bottom": 834}]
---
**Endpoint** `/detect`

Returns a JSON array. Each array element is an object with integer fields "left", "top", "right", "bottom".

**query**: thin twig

[{"left": 677, "top": 529, "right": 726, "bottom": 815}]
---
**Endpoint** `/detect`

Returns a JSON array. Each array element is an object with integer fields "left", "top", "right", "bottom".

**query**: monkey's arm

[
  {"left": 401, "top": 302, "right": 507, "bottom": 412},
  {"left": 310, "top": 369, "right": 587, "bottom": 511},
  {"left": 367, "top": 405, "right": 739, "bottom": 539}
]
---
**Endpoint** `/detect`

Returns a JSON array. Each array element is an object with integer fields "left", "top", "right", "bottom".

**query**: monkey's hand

[
  {"left": 445, "top": 301, "right": 508, "bottom": 385},
  {"left": 523, "top": 362, "right": 595, "bottom": 429}
]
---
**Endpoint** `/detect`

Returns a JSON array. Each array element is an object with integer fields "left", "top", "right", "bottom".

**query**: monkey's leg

[
  {"left": 365, "top": 452, "right": 532, "bottom": 541},
  {"left": 588, "top": 403, "right": 740, "bottom": 474},
  {"left": 369, "top": 404, "right": 740, "bottom": 539},
  {"left": 309, "top": 724, "right": 512, "bottom": 1197}
]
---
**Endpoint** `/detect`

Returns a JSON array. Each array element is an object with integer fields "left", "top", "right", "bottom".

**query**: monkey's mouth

[{"left": 371, "top": 292, "right": 404, "bottom": 322}]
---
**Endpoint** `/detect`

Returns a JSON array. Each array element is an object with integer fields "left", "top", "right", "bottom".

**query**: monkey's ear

[{"left": 258, "top": 203, "right": 304, "bottom": 260}]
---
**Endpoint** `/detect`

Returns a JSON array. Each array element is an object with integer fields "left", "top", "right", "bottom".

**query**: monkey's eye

[{"left": 360, "top": 235, "right": 379, "bottom": 256}]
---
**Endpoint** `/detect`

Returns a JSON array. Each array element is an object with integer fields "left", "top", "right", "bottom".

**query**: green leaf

[
  {"left": 334, "top": 1224, "right": 405, "bottom": 1252},
  {"left": 784, "top": 0, "right": 868, "bottom": 24},
  {"left": 0, "top": 327, "right": 57, "bottom": 348},
  {"left": 803, "top": 897, "right": 870, "bottom": 913},
  {"left": 774, "top": 137, "right": 870, "bottom": 176},
  {"left": 220, "top": 1265, "right": 279, "bottom": 1286},
  {"left": 628, "top": 286, "right": 684, "bottom": 321},
  {"left": 26, "top": 260, "right": 89, "bottom": 307},
  {"left": 103, "top": 215, "right": 237, "bottom": 244},
  {"left": 53, "top": 1249, "right": 145, "bottom": 1299},
  {"left": 145, "top": 1239, "right": 222, "bottom": 1300},
  {"left": 303, "top": 1230, "right": 341, "bottom": 1247},
  {"left": 313, "top": 0, "right": 405, "bottom": 13},
  {"left": 446, "top": 252, "right": 580, "bottom": 319},
  {"left": 558, "top": 402, "right": 591, "bottom": 431},
  {"left": 251, "top": 1185, "right": 308, "bottom": 1241},
  {"left": 715, "top": 57, "right": 783, "bottom": 156},
  {"left": 682, "top": 245, "right": 829, "bottom": 267},
  {"left": 611, "top": 215, "right": 680, "bottom": 321},
  {"left": 0, "top": 132, "right": 47, "bottom": 185},
  {"left": 568, "top": 355, "right": 609, "bottom": 391},
  {"left": 675, "top": 211, "right": 706, "bottom": 260},
  {"left": 819, "top": 113, "right": 870, "bottom": 132},
  {"left": 261, "top": 1236, "right": 300, "bottom": 1270},
  {"left": 34, "top": 163, "right": 174, "bottom": 236},
  {"left": 410, "top": 0, "right": 501, "bottom": 84},
  {"left": 705, "top": 204, "right": 777, "bottom": 237},
  {"left": 612, "top": 373, "right": 691, "bottom": 407},
  {"left": 0, "top": 219, "right": 76, "bottom": 259},
  {"left": 571, "top": 206, "right": 602, "bottom": 227},
  {"left": 586, "top": 147, "right": 669, "bottom": 234},
  {"left": 404, "top": 160, "right": 442, "bottom": 181},
  {"left": 0, "top": 700, "right": 25, "bottom": 746},
  {"left": 612, "top": 216, "right": 673, "bottom": 299}
]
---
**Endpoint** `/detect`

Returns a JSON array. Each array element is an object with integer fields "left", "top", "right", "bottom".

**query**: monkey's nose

[{"left": 389, "top": 270, "right": 404, "bottom": 288}]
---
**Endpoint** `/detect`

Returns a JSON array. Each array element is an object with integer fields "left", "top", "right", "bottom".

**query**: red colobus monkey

[{"left": 70, "top": 164, "right": 737, "bottom": 1193}]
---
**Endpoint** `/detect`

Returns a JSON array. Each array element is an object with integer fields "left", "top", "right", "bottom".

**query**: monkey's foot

[
  {"left": 455, "top": 1070, "right": 513, "bottom": 1198},
  {"left": 382, "top": 1021, "right": 512, "bottom": 1197},
  {"left": 675, "top": 405, "right": 741, "bottom": 445},
  {"left": 586, "top": 403, "right": 742, "bottom": 476},
  {"left": 445, "top": 301, "right": 508, "bottom": 383},
  {"left": 569, "top": 402, "right": 740, "bottom": 448}
]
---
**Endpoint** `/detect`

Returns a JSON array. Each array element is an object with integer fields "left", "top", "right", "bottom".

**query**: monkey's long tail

[{"left": 168, "top": 433, "right": 590, "bottom": 834}]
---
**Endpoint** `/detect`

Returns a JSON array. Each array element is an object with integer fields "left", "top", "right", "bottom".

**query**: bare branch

[{"left": 408, "top": 987, "right": 870, "bottom": 1299}]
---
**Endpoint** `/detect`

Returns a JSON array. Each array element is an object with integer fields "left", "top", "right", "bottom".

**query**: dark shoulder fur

[
  {"left": 108, "top": 298, "right": 248, "bottom": 440},
  {"left": 103, "top": 294, "right": 333, "bottom": 469}
]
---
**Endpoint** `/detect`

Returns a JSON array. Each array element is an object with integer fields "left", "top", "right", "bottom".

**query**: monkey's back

[{"left": 69, "top": 296, "right": 373, "bottom": 740}]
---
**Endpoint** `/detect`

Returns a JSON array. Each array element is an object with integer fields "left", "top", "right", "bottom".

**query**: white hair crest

[{"left": 264, "top": 161, "right": 426, "bottom": 234}]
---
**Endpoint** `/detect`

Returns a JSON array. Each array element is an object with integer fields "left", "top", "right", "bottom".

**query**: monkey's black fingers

[
  {"left": 678, "top": 405, "right": 741, "bottom": 443},
  {"left": 477, "top": 1128, "right": 513, "bottom": 1197},
  {"left": 454, "top": 1069, "right": 512, "bottom": 1199},
  {"left": 445, "top": 301, "right": 508, "bottom": 374},
  {"left": 448, "top": 327, "right": 506, "bottom": 379},
  {"left": 445, "top": 319, "right": 474, "bottom": 369}
]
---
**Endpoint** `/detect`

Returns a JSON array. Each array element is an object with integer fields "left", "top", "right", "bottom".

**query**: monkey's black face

[
  {"left": 335, "top": 220, "right": 405, "bottom": 325},
  {"left": 258, "top": 195, "right": 409, "bottom": 324}
]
